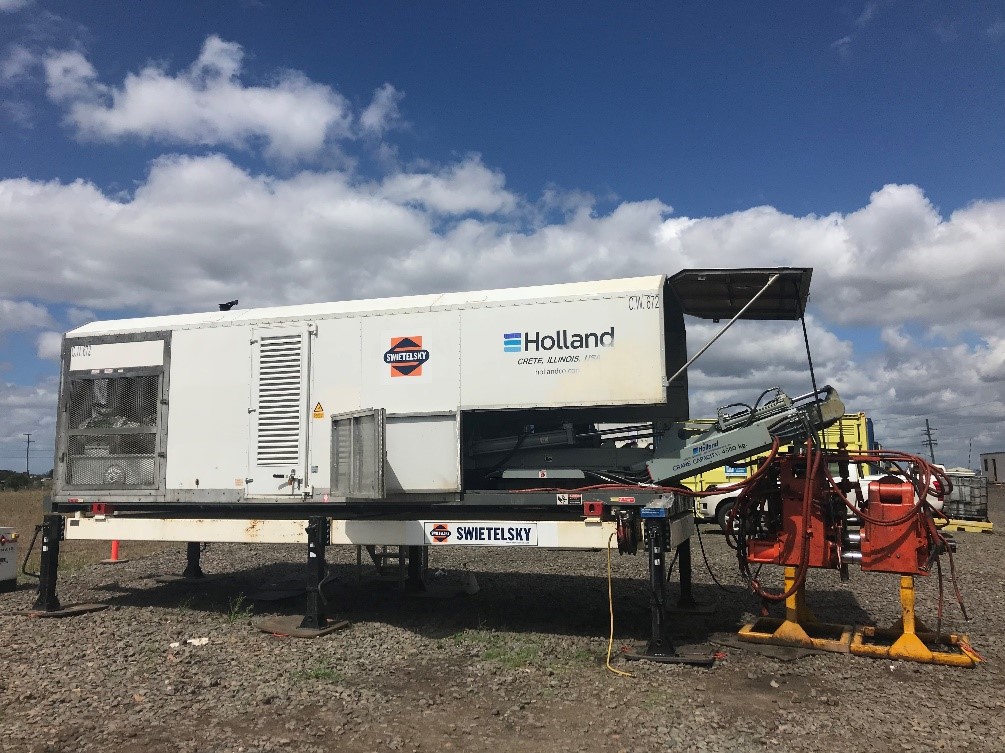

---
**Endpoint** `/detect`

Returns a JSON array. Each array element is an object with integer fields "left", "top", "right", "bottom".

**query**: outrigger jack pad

[
  {"left": 666, "top": 602, "right": 717, "bottom": 616},
  {"left": 622, "top": 643, "right": 717, "bottom": 667},
  {"left": 251, "top": 587, "right": 307, "bottom": 602},
  {"left": 250, "top": 579, "right": 307, "bottom": 602},
  {"left": 712, "top": 633, "right": 822, "bottom": 662},
  {"left": 153, "top": 574, "right": 222, "bottom": 585},
  {"left": 253, "top": 614, "right": 349, "bottom": 639},
  {"left": 25, "top": 603, "right": 108, "bottom": 619},
  {"left": 408, "top": 584, "right": 468, "bottom": 600}
]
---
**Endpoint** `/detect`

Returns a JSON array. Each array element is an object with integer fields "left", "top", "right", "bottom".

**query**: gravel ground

[{"left": 2, "top": 489, "right": 1004, "bottom": 753}]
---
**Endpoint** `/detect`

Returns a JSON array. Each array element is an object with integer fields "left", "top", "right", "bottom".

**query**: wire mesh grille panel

[
  {"left": 65, "top": 374, "right": 160, "bottom": 487},
  {"left": 67, "top": 435, "right": 156, "bottom": 485},
  {"left": 68, "top": 375, "right": 159, "bottom": 430},
  {"left": 255, "top": 334, "right": 303, "bottom": 466},
  {"left": 331, "top": 409, "right": 385, "bottom": 498}
]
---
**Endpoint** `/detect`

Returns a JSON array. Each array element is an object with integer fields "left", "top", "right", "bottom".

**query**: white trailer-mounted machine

[{"left": 36, "top": 267, "right": 835, "bottom": 660}]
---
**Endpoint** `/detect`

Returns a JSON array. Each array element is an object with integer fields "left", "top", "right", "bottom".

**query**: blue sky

[{"left": 1, "top": 1, "right": 1004, "bottom": 471}]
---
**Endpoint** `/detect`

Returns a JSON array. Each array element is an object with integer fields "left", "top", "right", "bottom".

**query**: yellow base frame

[
  {"left": 940, "top": 519, "right": 993, "bottom": 534},
  {"left": 738, "top": 567, "right": 853, "bottom": 653},
  {"left": 850, "top": 576, "right": 980, "bottom": 667}
]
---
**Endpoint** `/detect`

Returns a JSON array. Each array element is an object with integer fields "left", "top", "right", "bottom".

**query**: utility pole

[
  {"left": 24, "top": 433, "right": 33, "bottom": 476},
  {"left": 922, "top": 420, "right": 938, "bottom": 463}
]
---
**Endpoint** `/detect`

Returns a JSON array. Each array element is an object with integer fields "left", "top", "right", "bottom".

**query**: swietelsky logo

[{"left": 384, "top": 336, "right": 430, "bottom": 377}]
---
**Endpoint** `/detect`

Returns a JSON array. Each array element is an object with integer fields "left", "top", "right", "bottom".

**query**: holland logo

[
  {"left": 430, "top": 523, "right": 451, "bottom": 543},
  {"left": 384, "top": 336, "right": 430, "bottom": 377},
  {"left": 503, "top": 332, "right": 522, "bottom": 352}
]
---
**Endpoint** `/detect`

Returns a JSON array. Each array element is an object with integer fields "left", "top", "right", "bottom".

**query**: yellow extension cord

[{"left": 605, "top": 532, "right": 635, "bottom": 678}]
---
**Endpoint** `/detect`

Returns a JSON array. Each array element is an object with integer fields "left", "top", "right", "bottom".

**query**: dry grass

[{"left": 0, "top": 489, "right": 168, "bottom": 574}]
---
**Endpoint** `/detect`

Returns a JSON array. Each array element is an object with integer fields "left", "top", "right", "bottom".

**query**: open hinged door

[
  {"left": 330, "top": 408, "right": 386, "bottom": 500},
  {"left": 248, "top": 327, "right": 312, "bottom": 497},
  {"left": 668, "top": 267, "right": 812, "bottom": 321}
]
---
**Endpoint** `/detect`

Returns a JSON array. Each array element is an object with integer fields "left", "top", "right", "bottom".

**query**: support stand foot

[
  {"left": 32, "top": 514, "right": 62, "bottom": 613},
  {"left": 154, "top": 542, "right": 214, "bottom": 584},
  {"left": 850, "top": 576, "right": 979, "bottom": 666},
  {"left": 738, "top": 567, "right": 852, "bottom": 653},
  {"left": 253, "top": 614, "right": 349, "bottom": 638},
  {"left": 26, "top": 603, "right": 108, "bottom": 619},
  {"left": 405, "top": 545, "right": 427, "bottom": 593},
  {"left": 622, "top": 647, "right": 717, "bottom": 666},
  {"left": 27, "top": 515, "right": 109, "bottom": 618},
  {"left": 627, "top": 518, "right": 716, "bottom": 666},
  {"left": 181, "top": 542, "right": 204, "bottom": 579},
  {"left": 287, "top": 517, "right": 347, "bottom": 635}
]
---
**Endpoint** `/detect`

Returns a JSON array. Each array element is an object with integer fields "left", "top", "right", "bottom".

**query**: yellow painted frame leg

[
  {"left": 888, "top": 576, "right": 934, "bottom": 661},
  {"left": 739, "top": 567, "right": 853, "bottom": 653},
  {"left": 850, "top": 576, "right": 979, "bottom": 667}
]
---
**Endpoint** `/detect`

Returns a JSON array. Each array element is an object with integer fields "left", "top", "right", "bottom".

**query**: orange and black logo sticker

[
  {"left": 384, "top": 336, "right": 430, "bottom": 377},
  {"left": 429, "top": 523, "right": 451, "bottom": 543}
]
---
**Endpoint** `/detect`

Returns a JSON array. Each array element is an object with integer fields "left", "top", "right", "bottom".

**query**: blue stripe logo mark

[{"left": 503, "top": 332, "right": 522, "bottom": 352}]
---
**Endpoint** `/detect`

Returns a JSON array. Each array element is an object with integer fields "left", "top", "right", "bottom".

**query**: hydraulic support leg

[
  {"left": 181, "top": 542, "right": 204, "bottom": 579},
  {"left": 625, "top": 519, "right": 714, "bottom": 665},
  {"left": 676, "top": 539, "right": 696, "bottom": 609},
  {"left": 32, "top": 514, "right": 63, "bottom": 613},
  {"left": 299, "top": 516, "right": 330, "bottom": 631},
  {"left": 28, "top": 514, "right": 106, "bottom": 618},
  {"left": 406, "top": 545, "right": 426, "bottom": 593},
  {"left": 254, "top": 517, "right": 346, "bottom": 638},
  {"left": 645, "top": 518, "right": 673, "bottom": 657}
]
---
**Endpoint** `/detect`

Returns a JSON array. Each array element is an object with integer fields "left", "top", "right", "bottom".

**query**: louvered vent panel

[
  {"left": 256, "top": 334, "right": 302, "bottom": 465},
  {"left": 331, "top": 409, "right": 385, "bottom": 498}
]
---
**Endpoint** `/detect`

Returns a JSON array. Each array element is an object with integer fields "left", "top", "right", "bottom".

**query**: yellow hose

[{"left": 605, "top": 532, "right": 635, "bottom": 678}]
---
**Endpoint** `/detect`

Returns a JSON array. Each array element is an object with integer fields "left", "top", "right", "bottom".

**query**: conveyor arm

[{"left": 646, "top": 386, "right": 845, "bottom": 484}]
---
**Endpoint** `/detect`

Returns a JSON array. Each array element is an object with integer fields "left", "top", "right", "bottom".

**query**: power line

[{"left": 857, "top": 400, "right": 1005, "bottom": 423}]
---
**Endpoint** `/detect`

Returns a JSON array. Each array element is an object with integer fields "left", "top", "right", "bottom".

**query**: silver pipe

[
  {"left": 665, "top": 273, "right": 782, "bottom": 387},
  {"left": 841, "top": 551, "right": 863, "bottom": 564},
  {"left": 843, "top": 532, "right": 862, "bottom": 545}
]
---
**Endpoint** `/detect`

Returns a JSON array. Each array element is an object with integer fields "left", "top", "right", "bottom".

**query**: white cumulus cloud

[
  {"left": 35, "top": 331, "right": 62, "bottom": 360},
  {"left": 360, "top": 83, "right": 405, "bottom": 136},
  {"left": 44, "top": 49, "right": 102, "bottom": 103},
  {"left": 1, "top": 44, "right": 38, "bottom": 82},
  {"left": 0, "top": 299, "right": 53, "bottom": 331},
  {"left": 379, "top": 156, "right": 518, "bottom": 216},
  {"left": 44, "top": 36, "right": 354, "bottom": 161},
  {"left": 0, "top": 379, "right": 57, "bottom": 462}
]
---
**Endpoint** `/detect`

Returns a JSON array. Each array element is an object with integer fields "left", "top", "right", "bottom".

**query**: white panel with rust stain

[{"left": 69, "top": 340, "right": 165, "bottom": 371}]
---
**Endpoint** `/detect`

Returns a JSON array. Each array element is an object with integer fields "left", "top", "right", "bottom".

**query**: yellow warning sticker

[{"left": 312, "top": 402, "right": 325, "bottom": 419}]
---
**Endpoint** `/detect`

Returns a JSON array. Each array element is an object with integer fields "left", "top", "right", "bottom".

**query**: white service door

[{"left": 247, "top": 327, "right": 310, "bottom": 497}]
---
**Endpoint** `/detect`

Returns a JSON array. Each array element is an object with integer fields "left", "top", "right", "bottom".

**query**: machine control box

[{"left": 0, "top": 527, "right": 18, "bottom": 593}]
